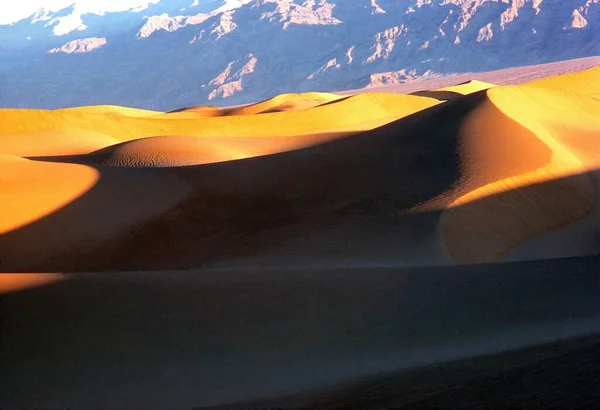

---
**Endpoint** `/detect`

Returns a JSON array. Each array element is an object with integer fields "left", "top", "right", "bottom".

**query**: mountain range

[{"left": 0, "top": 0, "right": 598, "bottom": 110}]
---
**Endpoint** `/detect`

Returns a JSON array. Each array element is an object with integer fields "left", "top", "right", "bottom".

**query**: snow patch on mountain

[
  {"left": 137, "top": 12, "right": 211, "bottom": 38},
  {"left": 370, "top": 0, "right": 386, "bottom": 15},
  {"left": 260, "top": 0, "right": 342, "bottom": 29},
  {"left": 210, "top": 11, "right": 238, "bottom": 39}
]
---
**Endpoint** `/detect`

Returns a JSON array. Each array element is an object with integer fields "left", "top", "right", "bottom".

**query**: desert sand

[{"left": 1, "top": 59, "right": 599, "bottom": 408}]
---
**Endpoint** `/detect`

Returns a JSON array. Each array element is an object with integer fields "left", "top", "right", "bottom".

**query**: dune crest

[
  {"left": 0, "top": 65, "right": 599, "bottom": 271},
  {"left": 440, "top": 83, "right": 600, "bottom": 263},
  {"left": 0, "top": 155, "right": 99, "bottom": 235}
]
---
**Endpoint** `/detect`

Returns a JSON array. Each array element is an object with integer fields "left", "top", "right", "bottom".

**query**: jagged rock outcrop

[{"left": 48, "top": 37, "right": 107, "bottom": 54}]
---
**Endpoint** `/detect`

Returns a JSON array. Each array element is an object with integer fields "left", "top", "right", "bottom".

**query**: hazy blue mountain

[{"left": 0, "top": 0, "right": 598, "bottom": 110}]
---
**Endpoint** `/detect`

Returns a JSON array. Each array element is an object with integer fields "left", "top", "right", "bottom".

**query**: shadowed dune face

[
  {"left": 433, "top": 86, "right": 600, "bottom": 262},
  {"left": 412, "top": 80, "right": 496, "bottom": 101},
  {"left": 2, "top": 257, "right": 600, "bottom": 409},
  {"left": 0, "top": 154, "right": 100, "bottom": 235},
  {"left": 0, "top": 66, "right": 599, "bottom": 272}
]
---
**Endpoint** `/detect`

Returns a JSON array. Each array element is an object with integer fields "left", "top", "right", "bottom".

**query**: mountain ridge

[{"left": 0, "top": 0, "right": 598, "bottom": 110}]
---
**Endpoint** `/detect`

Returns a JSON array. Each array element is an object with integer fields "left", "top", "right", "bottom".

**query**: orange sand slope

[{"left": 0, "top": 66, "right": 599, "bottom": 272}]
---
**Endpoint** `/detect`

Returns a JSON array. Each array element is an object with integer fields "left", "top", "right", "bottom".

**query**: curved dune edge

[
  {"left": 86, "top": 132, "right": 357, "bottom": 168},
  {"left": 0, "top": 273, "right": 66, "bottom": 294},
  {"left": 0, "top": 165, "right": 191, "bottom": 272},
  {"left": 0, "top": 65, "right": 599, "bottom": 270},
  {"left": 411, "top": 80, "right": 496, "bottom": 100},
  {"left": 169, "top": 92, "right": 344, "bottom": 117},
  {"left": 0, "top": 154, "right": 100, "bottom": 235},
  {"left": 0, "top": 92, "right": 439, "bottom": 144},
  {"left": 55, "top": 105, "right": 162, "bottom": 117},
  {"left": 440, "top": 84, "right": 600, "bottom": 263},
  {"left": 437, "top": 80, "right": 497, "bottom": 95},
  {"left": 0, "top": 128, "right": 119, "bottom": 157},
  {"left": 524, "top": 66, "right": 600, "bottom": 96},
  {"left": 442, "top": 172, "right": 595, "bottom": 263}
]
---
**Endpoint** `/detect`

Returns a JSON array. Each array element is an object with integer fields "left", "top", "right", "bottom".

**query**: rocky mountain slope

[{"left": 0, "top": 0, "right": 598, "bottom": 110}]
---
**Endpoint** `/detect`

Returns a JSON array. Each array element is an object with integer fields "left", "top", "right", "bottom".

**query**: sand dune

[
  {"left": 0, "top": 154, "right": 99, "bottom": 235},
  {"left": 55, "top": 105, "right": 161, "bottom": 117},
  {"left": 2, "top": 257, "right": 600, "bottom": 409},
  {"left": 169, "top": 92, "right": 343, "bottom": 117},
  {"left": 0, "top": 129, "right": 119, "bottom": 157},
  {"left": 412, "top": 80, "right": 496, "bottom": 100},
  {"left": 86, "top": 132, "right": 356, "bottom": 168},
  {"left": 436, "top": 85, "right": 600, "bottom": 262},
  {"left": 0, "top": 93, "right": 438, "bottom": 143},
  {"left": 0, "top": 66, "right": 599, "bottom": 271},
  {"left": 524, "top": 65, "right": 600, "bottom": 96},
  {"left": 1, "top": 62, "right": 600, "bottom": 408}
]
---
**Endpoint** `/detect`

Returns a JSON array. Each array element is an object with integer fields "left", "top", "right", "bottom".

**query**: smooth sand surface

[
  {"left": 2, "top": 256, "right": 600, "bottom": 409},
  {"left": 1, "top": 59, "right": 599, "bottom": 408},
  {"left": 0, "top": 129, "right": 119, "bottom": 156},
  {"left": 207, "top": 333, "right": 600, "bottom": 409},
  {"left": 169, "top": 92, "right": 344, "bottom": 117},
  {"left": 0, "top": 92, "right": 438, "bottom": 141},
  {"left": 412, "top": 80, "right": 496, "bottom": 100},
  {"left": 55, "top": 105, "right": 162, "bottom": 117}
]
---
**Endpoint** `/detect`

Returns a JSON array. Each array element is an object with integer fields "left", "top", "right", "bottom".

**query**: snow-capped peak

[{"left": 0, "top": 1, "right": 161, "bottom": 26}]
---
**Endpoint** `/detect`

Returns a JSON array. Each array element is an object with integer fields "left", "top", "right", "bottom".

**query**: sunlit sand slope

[
  {"left": 87, "top": 133, "right": 355, "bottom": 167},
  {"left": 0, "top": 66, "right": 598, "bottom": 271},
  {"left": 413, "top": 80, "right": 497, "bottom": 100},
  {"left": 439, "top": 84, "right": 600, "bottom": 263},
  {"left": 0, "top": 154, "right": 99, "bottom": 235},
  {"left": 437, "top": 80, "right": 496, "bottom": 95},
  {"left": 0, "top": 92, "right": 436, "bottom": 142},
  {"left": 55, "top": 105, "right": 161, "bottom": 117},
  {"left": 0, "top": 129, "right": 118, "bottom": 156},
  {"left": 524, "top": 66, "right": 600, "bottom": 96},
  {"left": 170, "top": 92, "right": 344, "bottom": 117}
]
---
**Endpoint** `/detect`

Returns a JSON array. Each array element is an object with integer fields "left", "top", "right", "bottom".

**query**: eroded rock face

[
  {"left": 3, "top": 0, "right": 600, "bottom": 109},
  {"left": 259, "top": 0, "right": 342, "bottom": 29},
  {"left": 207, "top": 53, "right": 258, "bottom": 100},
  {"left": 48, "top": 37, "right": 107, "bottom": 54}
]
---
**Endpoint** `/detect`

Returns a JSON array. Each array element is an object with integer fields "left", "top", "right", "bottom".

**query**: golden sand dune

[
  {"left": 2, "top": 61, "right": 600, "bottom": 410},
  {"left": 0, "top": 153, "right": 99, "bottom": 235},
  {"left": 411, "top": 80, "right": 496, "bottom": 100},
  {"left": 87, "top": 132, "right": 355, "bottom": 168},
  {"left": 0, "top": 92, "right": 438, "bottom": 144},
  {"left": 0, "top": 273, "right": 66, "bottom": 294},
  {"left": 0, "top": 129, "right": 119, "bottom": 156},
  {"left": 0, "top": 160, "right": 189, "bottom": 271},
  {"left": 169, "top": 92, "right": 343, "bottom": 117},
  {"left": 437, "top": 80, "right": 496, "bottom": 95},
  {"left": 55, "top": 104, "right": 161, "bottom": 117},
  {"left": 438, "top": 84, "right": 600, "bottom": 262},
  {"left": 525, "top": 65, "right": 600, "bottom": 96},
  {"left": 0, "top": 66, "right": 598, "bottom": 272}
]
